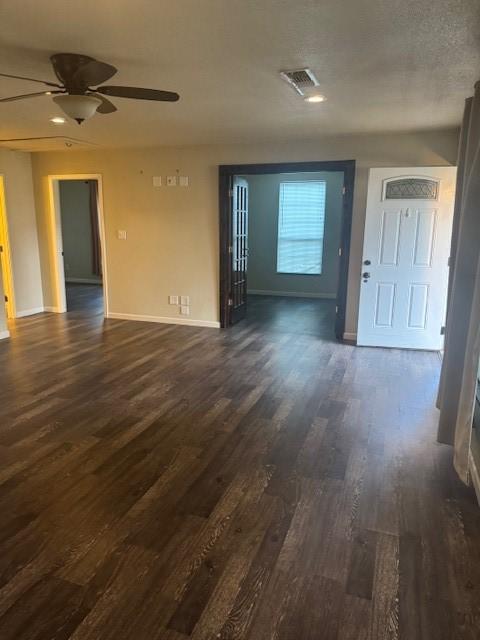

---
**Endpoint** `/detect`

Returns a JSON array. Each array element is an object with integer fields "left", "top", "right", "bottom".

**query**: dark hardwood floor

[
  {"left": 0, "top": 291, "right": 479, "bottom": 639},
  {"left": 65, "top": 282, "right": 103, "bottom": 313}
]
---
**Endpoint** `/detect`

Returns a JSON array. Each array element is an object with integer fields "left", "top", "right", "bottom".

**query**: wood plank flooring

[{"left": 0, "top": 289, "right": 479, "bottom": 639}]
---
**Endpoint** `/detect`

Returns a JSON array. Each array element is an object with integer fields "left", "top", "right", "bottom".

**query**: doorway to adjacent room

[
  {"left": 219, "top": 161, "right": 355, "bottom": 340},
  {"left": 48, "top": 174, "right": 108, "bottom": 316}
]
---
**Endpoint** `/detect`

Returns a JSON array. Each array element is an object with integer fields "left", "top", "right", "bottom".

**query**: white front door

[{"left": 357, "top": 167, "right": 456, "bottom": 350}]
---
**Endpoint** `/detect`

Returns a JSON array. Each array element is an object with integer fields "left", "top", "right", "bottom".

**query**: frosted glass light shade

[{"left": 53, "top": 94, "right": 102, "bottom": 123}]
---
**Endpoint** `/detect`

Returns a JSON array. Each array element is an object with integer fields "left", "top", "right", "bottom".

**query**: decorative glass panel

[{"left": 385, "top": 178, "right": 438, "bottom": 200}]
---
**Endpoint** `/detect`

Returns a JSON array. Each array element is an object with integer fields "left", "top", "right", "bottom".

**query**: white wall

[
  {"left": 245, "top": 171, "right": 343, "bottom": 297},
  {"left": 59, "top": 180, "right": 102, "bottom": 284},
  {"left": 31, "top": 128, "right": 458, "bottom": 333},
  {"left": 0, "top": 149, "right": 43, "bottom": 316}
]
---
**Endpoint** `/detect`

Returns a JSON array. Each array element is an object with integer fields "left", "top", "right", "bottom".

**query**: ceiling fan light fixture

[{"left": 53, "top": 94, "right": 101, "bottom": 124}]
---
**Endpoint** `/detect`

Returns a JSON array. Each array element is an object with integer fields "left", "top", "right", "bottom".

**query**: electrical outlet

[
  {"left": 152, "top": 176, "right": 162, "bottom": 187},
  {"left": 180, "top": 305, "right": 190, "bottom": 316},
  {"left": 166, "top": 176, "right": 177, "bottom": 187},
  {"left": 118, "top": 230, "right": 127, "bottom": 240},
  {"left": 180, "top": 295, "right": 190, "bottom": 306},
  {"left": 179, "top": 176, "right": 189, "bottom": 187},
  {"left": 169, "top": 295, "right": 179, "bottom": 305}
]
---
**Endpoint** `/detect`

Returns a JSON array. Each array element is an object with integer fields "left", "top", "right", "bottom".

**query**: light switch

[
  {"left": 180, "top": 305, "right": 190, "bottom": 315},
  {"left": 152, "top": 176, "right": 162, "bottom": 187},
  {"left": 179, "top": 176, "right": 189, "bottom": 187},
  {"left": 169, "top": 295, "right": 179, "bottom": 305},
  {"left": 180, "top": 295, "right": 190, "bottom": 306},
  {"left": 118, "top": 230, "right": 127, "bottom": 240},
  {"left": 166, "top": 176, "right": 177, "bottom": 187}
]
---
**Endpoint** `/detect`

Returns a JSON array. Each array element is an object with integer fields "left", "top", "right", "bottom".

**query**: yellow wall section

[
  {"left": 0, "top": 268, "right": 8, "bottom": 337},
  {"left": 0, "top": 150, "right": 44, "bottom": 316},
  {"left": 31, "top": 129, "right": 458, "bottom": 333}
]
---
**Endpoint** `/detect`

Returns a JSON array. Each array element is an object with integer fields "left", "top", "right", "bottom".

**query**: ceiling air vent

[{"left": 280, "top": 68, "right": 320, "bottom": 96}]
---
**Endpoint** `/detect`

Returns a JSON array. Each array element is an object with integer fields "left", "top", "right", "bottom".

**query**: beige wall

[
  {"left": 31, "top": 128, "right": 458, "bottom": 333},
  {"left": 0, "top": 149, "right": 43, "bottom": 315},
  {"left": 245, "top": 171, "right": 343, "bottom": 297}
]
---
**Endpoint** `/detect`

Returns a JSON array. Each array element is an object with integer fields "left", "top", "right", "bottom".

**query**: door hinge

[
  {"left": 228, "top": 188, "right": 234, "bottom": 197},
  {"left": 4, "top": 295, "right": 8, "bottom": 302},
  {"left": 335, "top": 305, "right": 338, "bottom": 314},
  {"left": 338, "top": 247, "right": 342, "bottom": 257},
  {"left": 342, "top": 186, "right": 346, "bottom": 196},
  {"left": 447, "top": 256, "right": 451, "bottom": 267},
  {"left": 228, "top": 245, "right": 233, "bottom": 254},
  {"left": 228, "top": 298, "right": 233, "bottom": 307},
  {"left": 0, "top": 245, "right": 3, "bottom": 253},
  {"left": 441, "top": 325, "right": 446, "bottom": 335}
]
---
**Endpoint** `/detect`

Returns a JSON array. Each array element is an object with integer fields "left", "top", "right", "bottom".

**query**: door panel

[
  {"left": 379, "top": 209, "right": 401, "bottom": 265},
  {"left": 231, "top": 177, "right": 249, "bottom": 324},
  {"left": 357, "top": 167, "right": 456, "bottom": 350},
  {"left": 413, "top": 209, "right": 436, "bottom": 266},
  {"left": 407, "top": 283, "right": 429, "bottom": 328},
  {"left": 374, "top": 282, "right": 396, "bottom": 327}
]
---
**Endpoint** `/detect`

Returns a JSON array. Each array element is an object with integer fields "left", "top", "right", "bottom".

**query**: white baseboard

[
  {"left": 470, "top": 450, "right": 480, "bottom": 506},
  {"left": 44, "top": 306, "right": 64, "bottom": 313},
  {"left": 247, "top": 289, "right": 336, "bottom": 299},
  {"left": 343, "top": 332, "right": 357, "bottom": 342},
  {"left": 0, "top": 330, "right": 10, "bottom": 340},
  {"left": 15, "top": 307, "right": 45, "bottom": 318},
  {"left": 66, "top": 278, "right": 102, "bottom": 285},
  {"left": 106, "top": 311, "right": 220, "bottom": 329}
]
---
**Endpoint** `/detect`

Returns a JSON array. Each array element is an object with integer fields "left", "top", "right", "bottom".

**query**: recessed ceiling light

[
  {"left": 50, "top": 116, "right": 66, "bottom": 124},
  {"left": 304, "top": 94, "right": 326, "bottom": 103}
]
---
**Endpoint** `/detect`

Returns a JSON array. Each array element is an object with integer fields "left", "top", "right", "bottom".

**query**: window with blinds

[{"left": 276, "top": 180, "right": 326, "bottom": 275}]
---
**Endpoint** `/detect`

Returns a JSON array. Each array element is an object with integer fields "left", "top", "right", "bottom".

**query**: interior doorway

[
  {"left": 219, "top": 161, "right": 355, "bottom": 339},
  {"left": 0, "top": 176, "right": 15, "bottom": 319},
  {"left": 48, "top": 174, "right": 108, "bottom": 316}
]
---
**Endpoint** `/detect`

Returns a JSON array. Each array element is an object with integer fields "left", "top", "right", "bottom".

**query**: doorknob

[
  {"left": 363, "top": 259, "right": 371, "bottom": 265},
  {"left": 362, "top": 272, "right": 370, "bottom": 283}
]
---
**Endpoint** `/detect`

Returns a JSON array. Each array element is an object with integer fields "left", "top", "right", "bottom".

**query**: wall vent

[{"left": 279, "top": 68, "right": 319, "bottom": 96}]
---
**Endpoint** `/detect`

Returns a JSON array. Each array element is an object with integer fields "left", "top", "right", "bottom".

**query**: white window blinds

[{"left": 276, "top": 180, "right": 326, "bottom": 275}]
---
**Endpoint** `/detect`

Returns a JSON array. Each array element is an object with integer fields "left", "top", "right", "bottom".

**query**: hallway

[
  {"left": 0, "top": 301, "right": 478, "bottom": 639},
  {"left": 65, "top": 283, "right": 103, "bottom": 314}
]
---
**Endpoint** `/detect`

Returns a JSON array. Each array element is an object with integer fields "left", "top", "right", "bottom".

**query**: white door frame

[
  {"left": 0, "top": 175, "right": 16, "bottom": 318},
  {"left": 48, "top": 174, "right": 108, "bottom": 316}
]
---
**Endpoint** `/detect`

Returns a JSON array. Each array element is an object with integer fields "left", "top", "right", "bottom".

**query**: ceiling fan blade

[
  {"left": 73, "top": 60, "right": 117, "bottom": 88},
  {"left": 90, "top": 93, "right": 117, "bottom": 114},
  {"left": 0, "top": 72, "right": 62, "bottom": 88},
  {"left": 0, "top": 90, "right": 62, "bottom": 103},
  {"left": 50, "top": 53, "right": 116, "bottom": 88},
  {"left": 97, "top": 86, "right": 179, "bottom": 102}
]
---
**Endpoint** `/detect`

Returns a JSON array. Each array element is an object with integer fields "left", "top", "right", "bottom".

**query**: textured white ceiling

[{"left": 0, "top": 0, "right": 478, "bottom": 148}]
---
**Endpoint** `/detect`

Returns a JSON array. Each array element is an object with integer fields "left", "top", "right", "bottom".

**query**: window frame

[{"left": 276, "top": 179, "right": 327, "bottom": 276}]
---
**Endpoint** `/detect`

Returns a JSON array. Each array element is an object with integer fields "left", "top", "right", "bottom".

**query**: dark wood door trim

[{"left": 219, "top": 159, "right": 356, "bottom": 339}]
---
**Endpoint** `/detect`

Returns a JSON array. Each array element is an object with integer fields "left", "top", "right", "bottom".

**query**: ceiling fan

[{"left": 0, "top": 53, "right": 179, "bottom": 124}]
